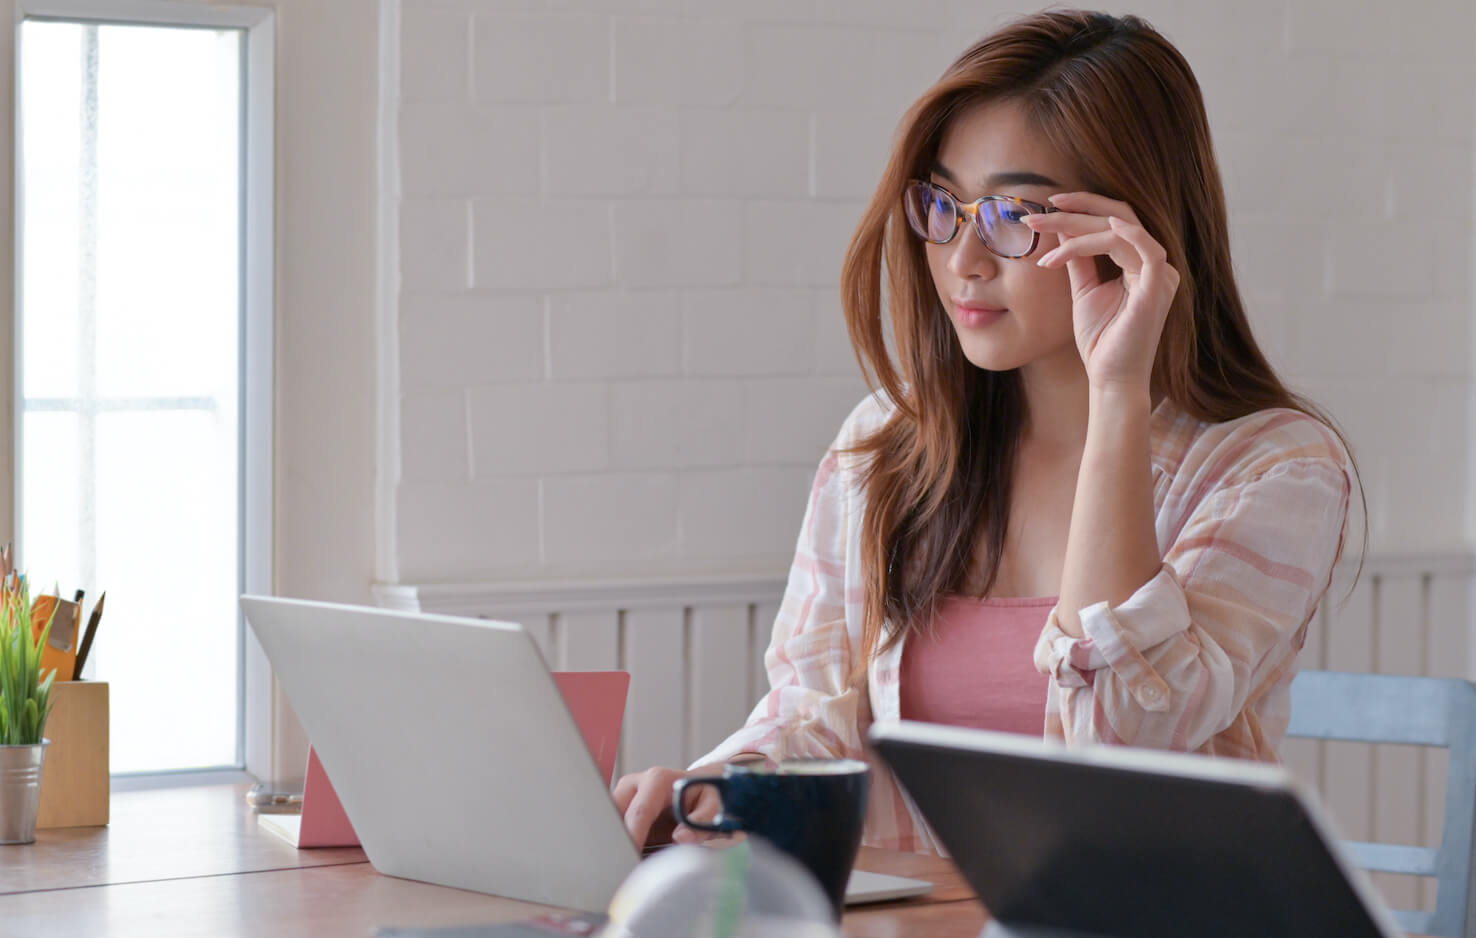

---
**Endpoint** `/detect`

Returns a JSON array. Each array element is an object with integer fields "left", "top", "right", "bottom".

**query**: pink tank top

[{"left": 898, "top": 595, "right": 1055, "bottom": 736}]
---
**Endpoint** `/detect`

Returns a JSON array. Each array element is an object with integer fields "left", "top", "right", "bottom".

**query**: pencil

[{"left": 72, "top": 592, "right": 106, "bottom": 681}]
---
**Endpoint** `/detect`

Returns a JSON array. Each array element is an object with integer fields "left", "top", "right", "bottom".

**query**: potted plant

[{"left": 0, "top": 575, "right": 57, "bottom": 844}]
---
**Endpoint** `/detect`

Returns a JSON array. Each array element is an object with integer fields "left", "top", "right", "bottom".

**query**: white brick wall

[
  {"left": 547, "top": 291, "right": 682, "bottom": 380},
  {"left": 399, "top": 391, "right": 470, "bottom": 483},
  {"left": 679, "top": 110, "right": 809, "bottom": 197},
  {"left": 400, "top": 4, "right": 468, "bottom": 102},
  {"left": 472, "top": 197, "right": 613, "bottom": 288},
  {"left": 399, "top": 198, "right": 470, "bottom": 292},
  {"left": 543, "top": 106, "right": 681, "bottom": 196},
  {"left": 678, "top": 466, "right": 816, "bottom": 562},
  {"left": 399, "top": 292, "right": 544, "bottom": 389},
  {"left": 743, "top": 378, "right": 869, "bottom": 465},
  {"left": 543, "top": 473, "right": 680, "bottom": 571},
  {"left": 467, "top": 382, "right": 609, "bottom": 475},
  {"left": 610, "top": 199, "right": 743, "bottom": 286},
  {"left": 471, "top": 13, "right": 608, "bottom": 104},
  {"left": 396, "top": 479, "right": 542, "bottom": 581},
  {"left": 400, "top": 104, "right": 539, "bottom": 196},
  {"left": 609, "top": 380, "right": 743, "bottom": 469},
  {"left": 612, "top": 17, "right": 743, "bottom": 106},
  {"left": 682, "top": 288, "right": 814, "bottom": 376},
  {"left": 387, "top": 0, "right": 1476, "bottom": 582}
]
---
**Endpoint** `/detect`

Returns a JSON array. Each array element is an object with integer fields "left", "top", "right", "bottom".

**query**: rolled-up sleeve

[{"left": 1035, "top": 455, "right": 1352, "bottom": 752}]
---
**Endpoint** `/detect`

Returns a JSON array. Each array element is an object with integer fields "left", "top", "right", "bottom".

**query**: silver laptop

[
  {"left": 870, "top": 721, "right": 1404, "bottom": 938},
  {"left": 240, "top": 596, "right": 929, "bottom": 913}
]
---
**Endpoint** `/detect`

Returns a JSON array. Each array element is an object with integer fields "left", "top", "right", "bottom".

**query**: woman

[{"left": 615, "top": 9, "right": 1355, "bottom": 854}]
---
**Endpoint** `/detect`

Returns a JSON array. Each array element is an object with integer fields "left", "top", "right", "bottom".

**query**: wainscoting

[
  {"left": 374, "top": 549, "right": 1473, "bottom": 911},
  {"left": 374, "top": 575, "right": 787, "bottom": 779}
]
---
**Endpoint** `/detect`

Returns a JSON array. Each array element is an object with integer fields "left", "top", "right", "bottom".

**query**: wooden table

[{"left": 0, "top": 785, "right": 987, "bottom": 937}]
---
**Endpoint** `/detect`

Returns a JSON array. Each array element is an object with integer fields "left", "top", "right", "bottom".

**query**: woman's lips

[{"left": 954, "top": 302, "right": 1006, "bottom": 328}]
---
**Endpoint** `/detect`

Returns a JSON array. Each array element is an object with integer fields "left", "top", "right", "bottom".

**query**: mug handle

[{"left": 671, "top": 776, "right": 738, "bottom": 833}]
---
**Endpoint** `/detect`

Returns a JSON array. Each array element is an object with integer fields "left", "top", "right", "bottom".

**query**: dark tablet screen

[{"left": 871, "top": 725, "right": 1394, "bottom": 938}]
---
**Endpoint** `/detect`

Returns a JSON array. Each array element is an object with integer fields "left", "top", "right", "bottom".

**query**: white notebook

[
  {"left": 844, "top": 868, "right": 933, "bottom": 905},
  {"left": 257, "top": 813, "right": 307, "bottom": 847}
]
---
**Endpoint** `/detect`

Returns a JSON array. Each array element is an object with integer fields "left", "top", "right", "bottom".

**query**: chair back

[{"left": 1288, "top": 669, "right": 1476, "bottom": 938}]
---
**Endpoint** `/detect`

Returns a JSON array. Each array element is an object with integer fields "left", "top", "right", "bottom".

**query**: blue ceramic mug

[{"left": 671, "top": 758, "right": 871, "bottom": 919}]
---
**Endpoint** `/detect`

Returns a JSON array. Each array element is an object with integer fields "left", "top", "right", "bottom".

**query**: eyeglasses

[{"left": 902, "top": 180, "right": 1059, "bottom": 259}]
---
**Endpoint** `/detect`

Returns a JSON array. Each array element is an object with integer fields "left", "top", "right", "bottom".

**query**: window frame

[{"left": 11, "top": 0, "right": 274, "bottom": 783}]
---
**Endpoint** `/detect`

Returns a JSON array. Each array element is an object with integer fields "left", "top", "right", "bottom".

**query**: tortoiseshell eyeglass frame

[{"left": 904, "top": 179, "right": 1061, "bottom": 259}]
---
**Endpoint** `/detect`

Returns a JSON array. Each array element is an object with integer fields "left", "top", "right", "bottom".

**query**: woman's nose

[{"left": 945, "top": 226, "right": 999, "bottom": 281}]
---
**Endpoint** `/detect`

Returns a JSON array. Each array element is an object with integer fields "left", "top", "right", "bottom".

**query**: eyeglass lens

[{"left": 903, "top": 182, "right": 1037, "bottom": 258}]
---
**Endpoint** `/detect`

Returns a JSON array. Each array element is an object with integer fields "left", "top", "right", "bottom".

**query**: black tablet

[{"left": 870, "top": 721, "right": 1402, "bottom": 938}]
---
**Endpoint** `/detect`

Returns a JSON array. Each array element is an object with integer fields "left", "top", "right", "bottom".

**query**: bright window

[{"left": 17, "top": 9, "right": 271, "bottom": 775}]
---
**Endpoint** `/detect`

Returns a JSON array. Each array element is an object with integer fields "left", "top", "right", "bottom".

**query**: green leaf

[{"left": 0, "top": 578, "right": 54, "bottom": 745}]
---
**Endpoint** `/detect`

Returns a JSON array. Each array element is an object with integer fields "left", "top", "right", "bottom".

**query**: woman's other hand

[{"left": 612, "top": 762, "right": 728, "bottom": 849}]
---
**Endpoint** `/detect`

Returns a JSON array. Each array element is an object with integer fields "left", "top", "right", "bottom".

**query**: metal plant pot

[{"left": 0, "top": 740, "right": 50, "bottom": 844}]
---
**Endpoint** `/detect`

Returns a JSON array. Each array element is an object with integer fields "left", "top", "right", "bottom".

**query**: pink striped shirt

[
  {"left": 692, "top": 392, "right": 1353, "bottom": 855},
  {"left": 900, "top": 596, "right": 1053, "bottom": 736}
]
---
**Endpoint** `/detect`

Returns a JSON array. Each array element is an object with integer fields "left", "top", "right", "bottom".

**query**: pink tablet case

[
  {"left": 552, "top": 670, "right": 630, "bottom": 787},
  {"left": 294, "top": 670, "right": 631, "bottom": 848},
  {"left": 296, "top": 746, "right": 359, "bottom": 847}
]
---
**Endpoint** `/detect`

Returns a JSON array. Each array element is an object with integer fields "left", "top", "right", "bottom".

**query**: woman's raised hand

[{"left": 1025, "top": 192, "right": 1181, "bottom": 392}]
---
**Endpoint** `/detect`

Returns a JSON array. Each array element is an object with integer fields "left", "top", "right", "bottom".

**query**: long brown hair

[{"left": 840, "top": 10, "right": 1356, "bottom": 660}]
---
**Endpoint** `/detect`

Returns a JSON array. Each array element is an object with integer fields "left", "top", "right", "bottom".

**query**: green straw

[{"left": 712, "top": 840, "right": 752, "bottom": 938}]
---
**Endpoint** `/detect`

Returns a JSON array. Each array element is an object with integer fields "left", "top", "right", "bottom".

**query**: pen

[{"left": 72, "top": 591, "right": 105, "bottom": 681}]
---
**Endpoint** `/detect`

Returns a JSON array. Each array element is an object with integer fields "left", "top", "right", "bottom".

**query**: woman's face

[{"left": 924, "top": 99, "right": 1081, "bottom": 375}]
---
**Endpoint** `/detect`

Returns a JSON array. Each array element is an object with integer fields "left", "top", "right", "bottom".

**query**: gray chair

[{"left": 1287, "top": 669, "right": 1476, "bottom": 937}]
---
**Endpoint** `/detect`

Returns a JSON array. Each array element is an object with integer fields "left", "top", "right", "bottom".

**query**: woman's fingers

[
  {"left": 617, "top": 767, "right": 681, "bottom": 847},
  {"left": 612, "top": 771, "right": 640, "bottom": 814},
  {"left": 1037, "top": 229, "right": 1128, "bottom": 267},
  {"left": 1021, "top": 210, "right": 1110, "bottom": 239},
  {"left": 1106, "top": 215, "right": 1170, "bottom": 268},
  {"left": 621, "top": 783, "right": 666, "bottom": 847},
  {"left": 1045, "top": 190, "right": 1141, "bottom": 224},
  {"left": 1108, "top": 216, "right": 1181, "bottom": 306},
  {"left": 1038, "top": 216, "right": 1175, "bottom": 275},
  {"left": 1037, "top": 226, "right": 1146, "bottom": 277},
  {"left": 614, "top": 763, "right": 738, "bottom": 848},
  {"left": 675, "top": 778, "right": 722, "bottom": 824},
  {"left": 670, "top": 787, "right": 726, "bottom": 844},
  {"left": 1056, "top": 233, "right": 1103, "bottom": 301},
  {"left": 1038, "top": 215, "right": 1180, "bottom": 323}
]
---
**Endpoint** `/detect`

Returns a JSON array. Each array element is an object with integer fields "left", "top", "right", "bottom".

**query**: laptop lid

[
  {"left": 869, "top": 721, "right": 1403, "bottom": 938},
  {"left": 240, "top": 595, "right": 640, "bottom": 913}
]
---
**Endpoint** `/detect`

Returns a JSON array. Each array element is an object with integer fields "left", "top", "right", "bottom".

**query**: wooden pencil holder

[{"left": 36, "top": 680, "right": 110, "bottom": 828}]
